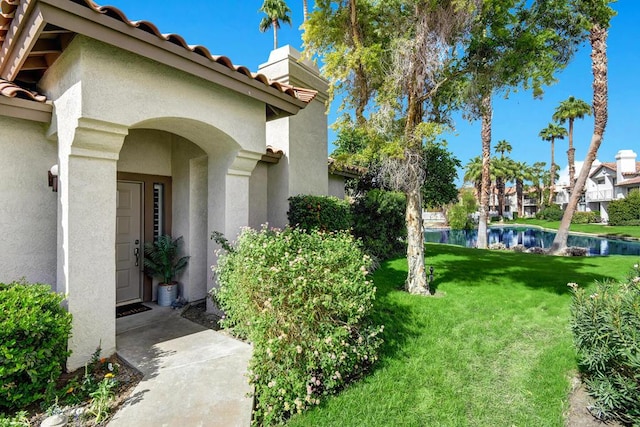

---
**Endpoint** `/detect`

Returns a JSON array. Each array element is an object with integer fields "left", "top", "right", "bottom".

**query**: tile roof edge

[{"left": 0, "top": 79, "right": 47, "bottom": 102}]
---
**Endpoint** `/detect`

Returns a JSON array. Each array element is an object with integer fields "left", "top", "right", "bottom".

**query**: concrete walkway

[{"left": 108, "top": 304, "right": 253, "bottom": 427}]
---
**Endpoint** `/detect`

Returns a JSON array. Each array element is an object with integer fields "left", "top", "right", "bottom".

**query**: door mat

[{"left": 116, "top": 302, "right": 151, "bottom": 318}]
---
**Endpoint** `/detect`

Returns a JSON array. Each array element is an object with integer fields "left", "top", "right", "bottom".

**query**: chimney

[{"left": 615, "top": 149, "right": 638, "bottom": 183}]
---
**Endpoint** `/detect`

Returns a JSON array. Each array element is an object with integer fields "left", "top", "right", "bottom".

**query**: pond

[{"left": 424, "top": 226, "right": 640, "bottom": 256}]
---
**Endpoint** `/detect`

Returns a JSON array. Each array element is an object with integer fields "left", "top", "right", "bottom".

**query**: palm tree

[
  {"left": 512, "top": 161, "right": 530, "bottom": 218},
  {"left": 551, "top": 3, "right": 616, "bottom": 253},
  {"left": 259, "top": 0, "right": 293, "bottom": 50},
  {"left": 538, "top": 123, "right": 567, "bottom": 205},
  {"left": 302, "top": 0, "right": 309, "bottom": 22},
  {"left": 529, "top": 161, "right": 547, "bottom": 211},
  {"left": 464, "top": 156, "right": 483, "bottom": 205},
  {"left": 492, "top": 157, "right": 516, "bottom": 218},
  {"left": 495, "top": 139, "right": 512, "bottom": 159},
  {"left": 552, "top": 96, "right": 591, "bottom": 190}
]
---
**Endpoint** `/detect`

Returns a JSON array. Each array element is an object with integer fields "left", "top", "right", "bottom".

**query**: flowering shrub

[
  {"left": 568, "top": 264, "right": 640, "bottom": 424},
  {"left": 214, "top": 227, "right": 383, "bottom": 426},
  {"left": 0, "top": 281, "right": 72, "bottom": 410}
]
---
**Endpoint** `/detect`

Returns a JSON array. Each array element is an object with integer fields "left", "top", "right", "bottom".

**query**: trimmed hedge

[
  {"left": 214, "top": 227, "right": 383, "bottom": 426},
  {"left": 352, "top": 190, "right": 406, "bottom": 261},
  {"left": 0, "top": 281, "right": 72, "bottom": 410},
  {"left": 288, "top": 195, "right": 352, "bottom": 232},
  {"left": 536, "top": 204, "right": 563, "bottom": 221},
  {"left": 572, "top": 211, "right": 600, "bottom": 224},
  {"left": 608, "top": 190, "right": 640, "bottom": 226}
]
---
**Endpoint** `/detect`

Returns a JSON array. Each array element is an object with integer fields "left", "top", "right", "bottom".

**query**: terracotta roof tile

[
  {"left": 0, "top": 79, "right": 47, "bottom": 102},
  {"left": 328, "top": 158, "right": 367, "bottom": 178},
  {"left": 617, "top": 176, "right": 640, "bottom": 187},
  {"left": 26, "top": 0, "right": 313, "bottom": 104}
]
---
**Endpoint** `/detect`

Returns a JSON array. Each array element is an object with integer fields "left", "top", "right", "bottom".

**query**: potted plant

[{"left": 143, "top": 235, "right": 190, "bottom": 306}]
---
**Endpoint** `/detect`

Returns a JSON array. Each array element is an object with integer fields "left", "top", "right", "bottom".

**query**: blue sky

[{"left": 106, "top": 0, "right": 638, "bottom": 183}]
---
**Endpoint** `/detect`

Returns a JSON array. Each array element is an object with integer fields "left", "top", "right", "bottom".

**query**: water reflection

[{"left": 424, "top": 227, "right": 640, "bottom": 256}]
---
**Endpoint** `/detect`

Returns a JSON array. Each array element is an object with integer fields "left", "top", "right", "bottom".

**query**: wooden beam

[
  {"left": 0, "top": 3, "right": 46, "bottom": 81},
  {"left": 21, "top": 56, "right": 47, "bottom": 70},
  {"left": 31, "top": 37, "right": 60, "bottom": 54}
]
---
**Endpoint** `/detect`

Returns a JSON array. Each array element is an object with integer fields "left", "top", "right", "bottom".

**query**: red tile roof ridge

[
  {"left": 69, "top": 0, "right": 311, "bottom": 103},
  {"left": 0, "top": 78, "right": 47, "bottom": 102}
]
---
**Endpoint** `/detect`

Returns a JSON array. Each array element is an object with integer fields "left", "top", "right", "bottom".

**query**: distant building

[{"left": 555, "top": 150, "right": 640, "bottom": 222}]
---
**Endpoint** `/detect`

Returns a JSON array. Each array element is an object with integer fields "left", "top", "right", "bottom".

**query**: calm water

[{"left": 424, "top": 226, "right": 640, "bottom": 256}]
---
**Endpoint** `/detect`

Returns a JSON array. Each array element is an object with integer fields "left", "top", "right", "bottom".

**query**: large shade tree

[
  {"left": 259, "top": 0, "right": 293, "bottom": 49},
  {"left": 552, "top": 96, "right": 592, "bottom": 190},
  {"left": 539, "top": 122, "right": 568, "bottom": 205},
  {"left": 305, "top": 0, "right": 481, "bottom": 295},
  {"left": 551, "top": 1, "right": 616, "bottom": 253}
]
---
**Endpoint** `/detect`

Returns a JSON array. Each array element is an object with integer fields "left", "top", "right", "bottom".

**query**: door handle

[{"left": 134, "top": 247, "right": 140, "bottom": 267}]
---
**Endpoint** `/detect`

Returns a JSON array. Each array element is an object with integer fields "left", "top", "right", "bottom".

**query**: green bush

[
  {"left": 352, "top": 189, "right": 406, "bottom": 261},
  {"left": 568, "top": 266, "right": 640, "bottom": 424},
  {"left": 0, "top": 281, "right": 72, "bottom": 410},
  {"left": 447, "top": 204, "right": 473, "bottom": 230},
  {"left": 214, "top": 227, "right": 383, "bottom": 426},
  {"left": 288, "top": 195, "right": 352, "bottom": 232},
  {"left": 572, "top": 211, "right": 600, "bottom": 224},
  {"left": 608, "top": 190, "right": 640, "bottom": 226},
  {"left": 536, "top": 204, "right": 563, "bottom": 221}
]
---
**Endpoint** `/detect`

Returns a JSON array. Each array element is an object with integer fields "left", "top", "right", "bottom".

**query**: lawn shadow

[
  {"left": 368, "top": 259, "right": 423, "bottom": 368},
  {"left": 424, "top": 243, "right": 626, "bottom": 295}
]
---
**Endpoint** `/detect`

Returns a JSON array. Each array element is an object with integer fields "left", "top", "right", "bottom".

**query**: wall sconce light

[{"left": 48, "top": 164, "right": 58, "bottom": 192}]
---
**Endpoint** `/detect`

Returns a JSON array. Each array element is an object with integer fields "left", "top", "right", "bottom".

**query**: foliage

[
  {"left": 608, "top": 190, "right": 640, "bottom": 226},
  {"left": 85, "top": 376, "right": 118, "bottom": 424},
  {"left": 571, "top": 211, "right": 600, "bottom": 224},
  {"left": 0, "top": 281, "right": 72, "bottom": 411},
  {"left": 0, "top": 412, "right": 28, "bottom": 427},
  {"left": 214, "top": 227, "right": 383, "bottom": 426},
  {"left": 143, "top": 235, "right": 190, "bottom": 284},
  {"left": 537, "top": 204, "right": 564, "bottom": 221},
  {"left": 447, "top": 189, "right": 477, "bottom": 230},
  {"left": 288, "top": 195, "right": 352, "bottom": 232},
  {"left": 258, "top": 0, "right": 292, "bottom": 49},
  {"left": 568, "top": 265, "right": 640, "bottom": 424},
  {"left": 352, "top": 189, "right": 406, "bottom": 261},
  {"left": 422, "top": 143, "right": 461, "bottom": 209}
]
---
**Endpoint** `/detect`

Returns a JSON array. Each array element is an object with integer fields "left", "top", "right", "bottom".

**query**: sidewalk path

[{"left": 108, "top": 305, "right": 253, "bottom": 427}]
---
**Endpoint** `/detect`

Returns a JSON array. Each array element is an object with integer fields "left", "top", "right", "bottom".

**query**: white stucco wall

[
  {"left": 249, "top": 162, "right": 269, "bottom": 229},
  {"left": 328, "top": 174, "right": 346, "bottom": 199},
  {"left": 37, "top": 36, "right": 274, "bottom": 368},
  {"left": 0, "top": 117, "right": 57, "bottom": 286},
  {"left": 117, "top": 129, "right": 172, "bottom": 176}
]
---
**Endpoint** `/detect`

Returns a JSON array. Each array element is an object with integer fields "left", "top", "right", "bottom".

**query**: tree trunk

[
  {"left": 477, "top": 94, "right": 492, "bottom": 249},
  {"left": 568, "top": 119, "right": 575, "bottom": 189},
  {"left": 516, "top": 178, "right": 523, "bottom": 217},
  {"left": 496, "top": 177, "right": 504, "bottom": 217},
  {"left": 548, "top": 138, "right": 555, "bottom": 205},
  {"left": 405, "top": 186, "right": 428, "bottom": 294},
  {"left": 552, "top": 23, "right": 608, "bottom": 253},
  {"left": 303, "top": 0, "right": 309, "bottom": 22},
  {"left": 349, "top": 0, "right": 368, "bottom": 124},
  {"left": 273, "top": 19, "right": 278, "bottom": 49}
]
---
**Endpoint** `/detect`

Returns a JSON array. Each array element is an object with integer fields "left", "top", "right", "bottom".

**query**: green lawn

[
  {"left": 288, "top": 244, "right": 635, "bottom": 426},
  {"left": 512, "top": 218, "right": 640, "bottom": 239}
]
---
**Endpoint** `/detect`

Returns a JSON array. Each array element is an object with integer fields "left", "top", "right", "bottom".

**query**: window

[
  {"left": 153, "top": 183, "right": 164, "bottom": 241},
  {"left": 595, "top": 177, "right": 605, "bottom": 185}
]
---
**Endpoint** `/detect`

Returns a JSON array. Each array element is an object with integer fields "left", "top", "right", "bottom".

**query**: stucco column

[
  {"left": 225, "top": 150, "right": 263, "bottom": 239},
  {"left": 259, "top": 46, "right": 330, "bottom": 228},
  {"left": 57, "top": 117, "right": 128, "bottom": 370}
]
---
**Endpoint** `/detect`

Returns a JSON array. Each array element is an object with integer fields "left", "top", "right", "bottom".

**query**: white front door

[{"left": 116, "top": 181, "right": 143, "bottom": 305}]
